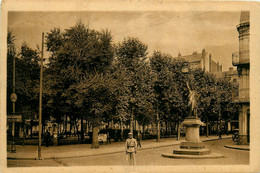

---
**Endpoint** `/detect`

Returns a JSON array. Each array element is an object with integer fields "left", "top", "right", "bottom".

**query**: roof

[{"left": 175, "top": 53, "right": 203, "bottom": 63}]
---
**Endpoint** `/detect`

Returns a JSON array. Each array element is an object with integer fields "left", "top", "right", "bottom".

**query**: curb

[
  {"left": 202, "top": 136, "right": 231, "bottom": 142},
  {"left": 224, "top": 145, "right": 250, "bottom": 151},
  {"left": 7, "top": 136, "right": 231, "bottom": 160}
]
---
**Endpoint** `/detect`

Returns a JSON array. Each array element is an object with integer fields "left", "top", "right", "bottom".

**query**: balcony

[
  {"left": 232, "top": 88, "right": 250, "bottom": 103},
  {"left": 232, "top": 50, "right": 250, "bottom": 66}
]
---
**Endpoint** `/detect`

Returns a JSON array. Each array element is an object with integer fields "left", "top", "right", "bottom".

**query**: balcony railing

[
  {"left": 232, "top": 88, "right": 250, "bottom": 103},
  {"left": 232, "top": 50, "right": 250, "bottom": 66}
]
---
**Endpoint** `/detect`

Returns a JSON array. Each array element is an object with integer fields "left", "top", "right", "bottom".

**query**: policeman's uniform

[{"left": 125, "top": 133, "right": 137, "bottom": 166}]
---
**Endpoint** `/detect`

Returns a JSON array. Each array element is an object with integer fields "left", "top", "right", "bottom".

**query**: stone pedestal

[
  {"left": 182, "top": 117, "right": 203, "bottom": 141},
  {"left": 162, "top": 117, "right": 224, "bottom": 159}
]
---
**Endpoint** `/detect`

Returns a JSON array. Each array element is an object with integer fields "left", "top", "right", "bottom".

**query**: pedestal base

[
  {"left": 174, "top": 148, "right": 210, "bottom": 155},
  {"left": 180, "top": 141, "right": 204, "bottom": 149},
  {"left": 162, "top": 116, "right": 224, "bottom": 159},
  {"left": 162, "top": 153, "right": 224, "bottom": 159}
]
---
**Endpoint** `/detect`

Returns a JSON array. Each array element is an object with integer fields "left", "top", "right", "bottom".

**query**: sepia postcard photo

[{"left": 1, "top": 0, "right": 260, "bottom": 173}]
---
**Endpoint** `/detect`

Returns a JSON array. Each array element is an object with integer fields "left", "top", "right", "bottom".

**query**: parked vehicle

[
  {"left": 98, "top": 133, "right": 107, "bottom": 144},
  {"left": 232, "top": 129, "right": 240, "bottom": 144}
]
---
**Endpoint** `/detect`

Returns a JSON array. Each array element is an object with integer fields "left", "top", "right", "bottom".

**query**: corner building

[
  {"left": 232, "top": 11, "right": 250, "bottom": 145},
  {"left": 176, "top": 49, "right": 222, "bottom": 73}
]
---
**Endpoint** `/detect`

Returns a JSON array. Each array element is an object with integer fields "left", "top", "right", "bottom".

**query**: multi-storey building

[
  {"left": 176, "top": 49, "right": 222, "bottom": 73},
  {"left": 232, "top": 11, "right": 250, "bottom": 145},
  {"left": 213, "top": 67, "right": 239, "bottom": 83}
]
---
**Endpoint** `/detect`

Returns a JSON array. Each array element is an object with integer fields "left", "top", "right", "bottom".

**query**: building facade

[
  {"left": 213, "top": 67, "right": 239, "bottom": 83},
  {"left": 176, "top": 49, "right": 222, "bottom": 73},
  {"left": 232, "top": 11, "right": 250, "bottom": 145}
]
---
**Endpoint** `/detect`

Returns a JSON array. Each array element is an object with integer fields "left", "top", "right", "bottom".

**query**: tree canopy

[{"left": 7, "top": 22, "right": 239, "bottom": 146}]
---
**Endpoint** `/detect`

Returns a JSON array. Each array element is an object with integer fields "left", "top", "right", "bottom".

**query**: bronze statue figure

[{"left": 186, "top": 82, "right": 200, "bottom": 118}]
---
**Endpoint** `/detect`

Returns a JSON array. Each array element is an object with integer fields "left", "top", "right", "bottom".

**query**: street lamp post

[
  {"left": 10, "top": 55, "right": 17, "bottom": 153},
  {"left": 38, "top": 32, "right": 44, "bottom": 160}
]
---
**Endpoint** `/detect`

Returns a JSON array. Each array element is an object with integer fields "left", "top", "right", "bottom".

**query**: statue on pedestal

[{"left": 186, "top": 82, "right": 200, "bottom": 118}]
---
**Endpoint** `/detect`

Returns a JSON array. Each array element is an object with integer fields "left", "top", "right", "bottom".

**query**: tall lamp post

[
  {"left": 10, "top": 55, "right": 17, "bottom": 153},
  {"left": 38, "top": 32, "right": 44, "bottom": 160}
]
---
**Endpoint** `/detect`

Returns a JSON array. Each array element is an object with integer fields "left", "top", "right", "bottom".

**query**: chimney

[
  {"left": 209, "top": 54, "right": 212, "bottom": 72},
  {"left": 202, "top": 49, "right": 206, "bottom": 70}
]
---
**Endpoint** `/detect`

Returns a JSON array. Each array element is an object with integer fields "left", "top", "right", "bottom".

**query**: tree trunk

[
  {"left": 165, "top": 121, "right": 168, "bottom": 134},
  {"left": 142, "top": 124, "right": 145, "bottom": 139},
  {"left": 134, "top": 120, "right": 137, "bottom": 132},
  {"left": 76, "top": 124, "right": 79, "bottom": 141},
  {"left": 69, "top": 121, "right": 72, "bottom": 136},
  {"left": 219, "top": 116, "right": 222, "bottom": 138},
  {"left": 92, "top": 125, "right": 99, "bottom": 148},
  {"left": 23, "top": 123, "right": 26, "bottom": 145},
  {"left": 73, "top": 124, "right": 75, "bottom": 136},
  {"left": 30, "top": 121, "right": 33, "bottom": 139},
  {"left": 206, "top": 116, "right": 209, "bottom": 137},
  {"left": 156, "top": 107, "right": 160, "bottom": 142},
  {"left": 65, "top": 114, "right": 67, "bottom": 135},
  {"left": 80, "top": 115, "right": 84, "bottom": 142},
  {"left": 130, "top": 109, "right": 133, "bottom": 134},
  {"left": 86, "top": 121, "right": 89, "bottom": 134},
  {"left": 120, "top": 120, "right": 124, "bottom": 141},
  {"left": 170, "top": 122, "right": 174, "bottom": 135},
  {"left": 42, "top": 124, "right": 44, "bottom": 139},
  {"left": 157, "top": 121, "right": 160, "bottom": 142},
  {"left": 58, "top": 123, "right": 59, "bottom": 136},
  {"left": 177, "top": 121, "right": 180, "bottom": 141}
]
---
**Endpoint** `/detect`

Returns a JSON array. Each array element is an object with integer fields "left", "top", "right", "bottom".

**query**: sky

[{"left": 8, "top": 11, "right": 241, "bottom": 71}]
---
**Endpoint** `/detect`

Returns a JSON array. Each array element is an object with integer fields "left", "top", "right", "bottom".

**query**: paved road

[{"left": 7, "top": 138, "right": 249, "bottom": 167}]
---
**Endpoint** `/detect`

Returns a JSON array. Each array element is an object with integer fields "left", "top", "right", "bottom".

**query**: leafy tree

[
  {"left": 115, "top": 37, "right": 149, "bottom": 134},
  {"left": 45, "top": 22, "right": 114, "bottom": 145},
  {"left": 150, "top": 51, "right": 189, "bottom": 141},
  {"left": 68, "top": 72, "right": 118, "bottom": 148},
  {"left": 7, "top": 37, "right": 41, "bottom": 121},
  {"left": 187, "top": 68, "right": 237, "bottom": 136},
  {"left": 7, "top": 31, "right": 17, "bottom": 115},
  {"left": 7, "top": 32, "right": 44, "bottom": 138},
  {"left": 16, "top": 43, "right": 41, "bottom": 118}
]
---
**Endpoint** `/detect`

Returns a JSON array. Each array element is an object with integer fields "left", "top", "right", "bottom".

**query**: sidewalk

[{"left": 7, "top": 135, "right": 231, "bottom": 160}]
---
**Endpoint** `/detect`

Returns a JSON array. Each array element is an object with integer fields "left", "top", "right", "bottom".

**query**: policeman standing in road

[{"left": 125, "top": 133, "right": 137, "bottom": 166}]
